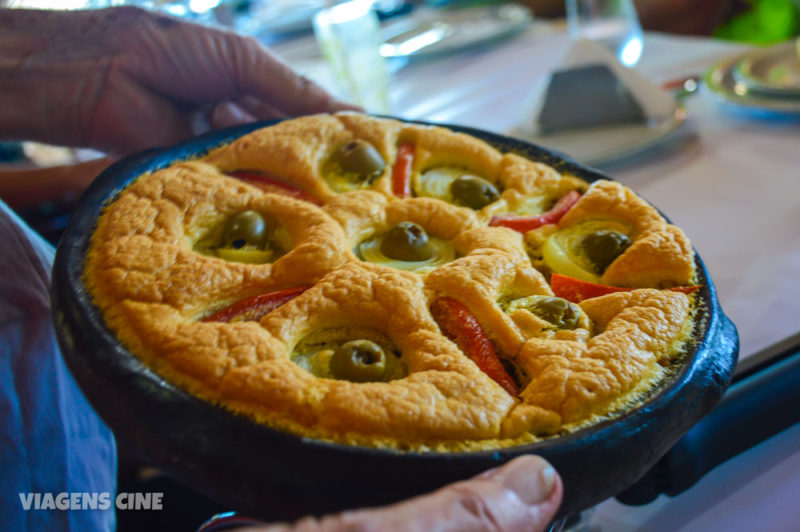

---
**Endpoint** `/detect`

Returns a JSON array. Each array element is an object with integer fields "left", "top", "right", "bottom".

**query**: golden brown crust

[
  {"left": 425, "top": 250, "right": 552, "bottom": 357},
  {"left": 85, "top": 113, "right": 698, "bottom": 451},
  {"left": 86, "top": 161, "right": 351, "bottom": 317},
  {"left": 518, "top": 290, "right": 691, "bottom": 424},
  {"left": 487, "top": 154, "right": 589, "bottom": 220},
  {"left": 604, "top": 225, "right": 695, "bottom": 288},
  {"left": 524, "top": 180, "right": 695, "bottom": 287},
  {"left": 202, "top": 115, "right": 350, "bottom": 202},
  {"left": 401, "top": 123, "right": 504, "bottom": 179}
]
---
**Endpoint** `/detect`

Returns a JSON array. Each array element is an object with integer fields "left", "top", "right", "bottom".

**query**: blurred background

[{"left": 3, "top": 1, "right": 800, "bottom": 531}]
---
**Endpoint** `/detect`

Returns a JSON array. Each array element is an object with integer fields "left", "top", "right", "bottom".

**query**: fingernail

[
  {"left": 539, "top": 465, "right": 557, "bottom": 497},
  {"left": 491, "top": 456, "right": 558, "bottom": 506}
]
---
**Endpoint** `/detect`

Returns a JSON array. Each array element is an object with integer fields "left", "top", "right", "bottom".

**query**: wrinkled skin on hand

[
  {"left": 229, "top": 456, "right": 563, "bottom": 532},
  {"left": 1, "top": 7, "right": 356, "bottom": 156}
]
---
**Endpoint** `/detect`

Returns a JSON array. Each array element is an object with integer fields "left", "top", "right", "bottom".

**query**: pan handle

[{"left": 616, "top": 343, "right": 800, "bottom": 505}]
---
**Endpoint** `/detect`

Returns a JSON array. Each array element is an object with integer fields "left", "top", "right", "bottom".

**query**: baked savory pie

[{"left": 85, "top": 113, "right": 699, "bottom": 451}]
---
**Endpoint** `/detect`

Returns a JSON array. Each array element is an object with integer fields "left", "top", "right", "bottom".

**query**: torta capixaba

[{"left": 85, "top": 113, "right": 700, "bottom": 451}]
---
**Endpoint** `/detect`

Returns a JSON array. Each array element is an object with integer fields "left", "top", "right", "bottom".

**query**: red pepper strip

[
  {"left": 202, "top": 286, "right": 311, "bottom": 323},
  {"left": 490, "top": 190, "right": 582, "bottom": 233},
  {"left": 392, "top": 142, "right": 414, "bottom": 198},
  {"left": 550, "top": 273, "right": 701, "bottom": 304},
  {"left": 431, "top": 297, "right": 519, "bottom": 396},
  {"left": 231, "top": 171, "right": 321, "bottom": 205}
]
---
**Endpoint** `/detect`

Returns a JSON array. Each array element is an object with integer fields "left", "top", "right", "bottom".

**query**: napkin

[{"left": 519, "top": 39, "right": 676, "bottom": 136}]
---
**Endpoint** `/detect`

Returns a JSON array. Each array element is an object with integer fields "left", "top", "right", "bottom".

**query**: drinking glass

[
  {"left": 565, "top": 0, "right": 644, "bottom": 67},
  {"left": 312, "top": 0, "right": 392, "bottom": 113}
]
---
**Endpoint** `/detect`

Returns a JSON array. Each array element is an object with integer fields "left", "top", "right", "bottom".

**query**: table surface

[{"left": 272, "top": 21, "right": 800, "bottom": 532}]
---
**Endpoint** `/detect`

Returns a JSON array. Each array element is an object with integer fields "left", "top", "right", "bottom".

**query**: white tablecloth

[{"left": 274, "top": 24, "right": 800, "bottom": 531}]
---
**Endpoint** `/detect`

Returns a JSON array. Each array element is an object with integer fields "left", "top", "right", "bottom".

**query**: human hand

[
  {"left": 212, "top": 455, "right": 562, "bottom": 532},
  {"left": 1, "top": 7, "right": 356, "bottom": 157},
  {"left": 0, "top": 156, "right": 113, "bottom": 210}
]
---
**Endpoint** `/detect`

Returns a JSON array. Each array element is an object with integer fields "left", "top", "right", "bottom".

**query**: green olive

[
  {"left": 526, "top": 297, "right": 581, "bottom": 329},
  {"left": 449, "top": 175, "right": 500, "bottom": 210},
  {"left": 223, "top": 210, "right": 268, "bottom": 249},
  {"left": 580, "top": 230, "right": 631, "bottom": 274},
  {"left": 337, "top": 140, "right": 386, "bottom": 181},
  {"left": 329, "top": 339, "right": 387, "bottom": 382},
  {"left": 379, "top": 222, "right": 434, "bottom": 262}
]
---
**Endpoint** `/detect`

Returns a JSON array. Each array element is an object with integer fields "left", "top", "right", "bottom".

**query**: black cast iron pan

[{"left": 51, "top": 117, "right": 739, "bottom": 521}]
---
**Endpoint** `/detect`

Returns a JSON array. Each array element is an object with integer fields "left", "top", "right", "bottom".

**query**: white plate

[
  {"left": 703, "top": 53, "right": 800, "bottom": 115},
  {"left": 509, "top": 105, "right": 686, "bottom": 167},
  {"left": 733, "top": 41, "right": 800, "bottom": 97},
  {"left": 380, "top": 5, "right": 533, "bottom": 60}
]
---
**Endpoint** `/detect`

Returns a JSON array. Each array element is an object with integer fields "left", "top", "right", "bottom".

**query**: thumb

[
  {"left": 321, "top": 456, "right": 562, "bottom": 532},
  {"left": 226, "top": 456, "right": 562, "bottom": 532}
]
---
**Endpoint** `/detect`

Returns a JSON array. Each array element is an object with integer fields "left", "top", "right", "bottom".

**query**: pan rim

[{"left": 51, "top": 115, "right": 738, "bottom": 516}]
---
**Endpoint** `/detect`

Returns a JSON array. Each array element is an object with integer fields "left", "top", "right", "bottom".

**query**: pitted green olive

[
  {"left": 449, "top": 175, "right": 500, "bottom": 210},
  {"left": 337, "top": 140, "right": 386, "bottom": 180},
  {"left": 580, "top": 230, "right": 631, "bottom": 274},
  {"left": 379, "top": 222, "right": 434, "bottom": 262},
  {"left": 223, "top": 210, "right": 268, "bottom": 249},
  {"left": 527, "top": 297, "right": 581, "bottom": 329},
  {"left": 330, "top": 339, "right": 387, "bottom": 382}
]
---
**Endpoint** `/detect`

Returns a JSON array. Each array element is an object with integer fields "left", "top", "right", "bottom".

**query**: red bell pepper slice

[
  {"left": 431, "top": 297, "right": 519, "bottom": 396},
  {"left": 202, "top": 286, "right": 311, "bottom": 323},
  {"left": 490, "top": 189, "right": 582, "bottom": 233},
  {"left": 550, "top": 273, "right": 701, "bottom": 304},
  {"left": 392, "top": 142, "right": 414, "bottom": 198},
  {"left": 231, "top": 171, "right": 321, "bottom": 205}
]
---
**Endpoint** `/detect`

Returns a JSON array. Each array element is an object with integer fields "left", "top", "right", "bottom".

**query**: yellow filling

[
  {"left": 357, "top": 235, "right": 456, "bottom": 274},
  {"left": 291, "top": 327, "right": 408, "bottom": 381},
  {"left": 542, "top": 220, "right": 632, "bottom": 282}
]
